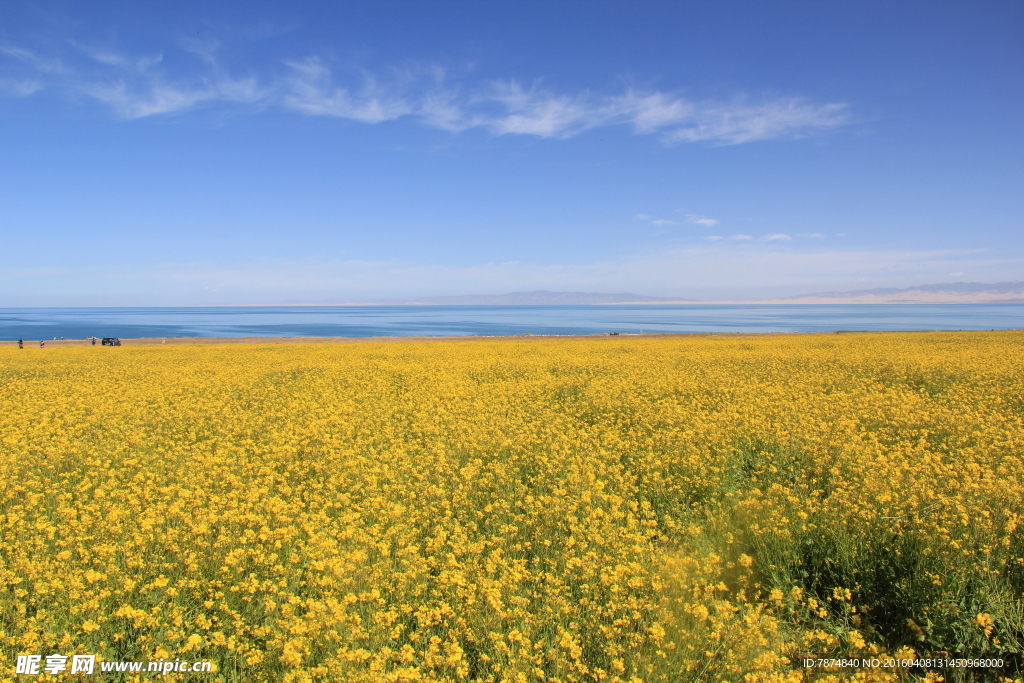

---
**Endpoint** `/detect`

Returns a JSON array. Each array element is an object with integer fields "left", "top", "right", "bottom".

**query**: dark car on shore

[{"left": 101, "top": 338, "right": 121, "bottom": 346}]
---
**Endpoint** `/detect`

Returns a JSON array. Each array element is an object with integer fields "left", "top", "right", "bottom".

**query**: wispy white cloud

[
  {"left": 683, "top": 213, "right": 719, "bottom": 226},
  {"left": 635, "top": 214, "right": 679, "bottom": 228},
  {"left": 614, "top": 91, "right": 695, "bottom": 134},
  {"left": 0, "top": 78, "right": 43, "bottom": 96},
  {"left": 0, "top": 42, "right": 853, "bottom": 143},
  {"left": 178, "top": 37, "right": 222, "bottom": 66},
  {"left": 80, "top": 75, "right": 266, "bottom": 118},
  {"left": 705, "top": 236, "right": 723, "bottom": 241},
  {"left": 660, "top": 98, "right": 849, "bottom": 145},
  {"left": 84, "top": 82, "right": 206, "bottom": 118},
  {"left": 732, "top": 234, "right": 753, "bottom": 240},
  {"left": 2, "top": 41, "right": 267, "bottom": 117},
  {"left": 796, "top": 232, "right": 824, "bottom": 238},
  {"left": 608, "top": 91, "right": 850, "bottom": 144},
  {"left": 480, "top": 80, "right": 601, "bottom": 137},
  {"left": 68, "top": 40, "right": 163, "bottom": 72},
  {"left": 765, "top": 233, "right": 792, "bottom": 240},
  {"left": 282, "top": 58, "right": 416, "bottom": 122},
  {"left": 1, "top": 46, "right": 65, "bottom": 74}
]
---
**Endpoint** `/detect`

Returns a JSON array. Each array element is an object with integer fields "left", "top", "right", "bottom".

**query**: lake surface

[{"left": 1, "top": 304, "right": 1022, "bottom": 340}]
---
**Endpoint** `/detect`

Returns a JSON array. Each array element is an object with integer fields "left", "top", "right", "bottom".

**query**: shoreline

[
  {"left": 4, "top": 300, "right": 1024, "bottom": 309},
  {"left": 0, "top": 333, "right": 704, "bottom": 348},
  {"left": 2, "top": 329, "right": 1015, "bottom": 348}
]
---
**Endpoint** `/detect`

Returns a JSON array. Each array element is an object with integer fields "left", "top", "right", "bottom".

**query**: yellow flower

[{"left": 1, "top": 331, "right": 1020, "bottom": 680}]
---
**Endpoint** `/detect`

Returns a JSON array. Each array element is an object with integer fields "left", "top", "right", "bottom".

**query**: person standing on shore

[
  {"left": 18, "top": 339, "right": 23, "bottom": 349},
  {"left": 39, "top": 340, "right": 44, "bottom": 348}
]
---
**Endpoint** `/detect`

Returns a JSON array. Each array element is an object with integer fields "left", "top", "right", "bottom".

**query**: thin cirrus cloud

[
  {"left": 683, "top": 213, "right": 719, "bottom": 226},
  {"left": 634, "top": 214, "right": 678, "bottom": 227},
  {"left": 0, "top": 43, "right": 853, "bottom": 144}
]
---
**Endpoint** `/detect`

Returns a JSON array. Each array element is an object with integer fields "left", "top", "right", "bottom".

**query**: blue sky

[{"left": 2, "top": 1, "right": 1022, "bottom": 305}]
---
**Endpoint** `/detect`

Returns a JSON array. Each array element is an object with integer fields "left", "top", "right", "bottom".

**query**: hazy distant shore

[
  {"left": 203, "top": 297, "right": 1024, "bottom": 306},
  {"left": 0, "top": 333, "right": 683, "bottom": 347},
  {"left": 5, "top": 329, "right": 1019, "bottom": 348},
  {"left": 607, "top": 296, "right": 1024, "bottom": 305},
  {"left": 195, "top": 282, "right": 1024, "bottom": 306}
]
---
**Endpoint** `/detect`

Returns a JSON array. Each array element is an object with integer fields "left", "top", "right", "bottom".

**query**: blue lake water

[{"left": 1, "top": 305, "right": 1022, "bottom": 340}]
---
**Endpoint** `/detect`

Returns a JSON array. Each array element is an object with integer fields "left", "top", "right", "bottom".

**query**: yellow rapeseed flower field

[{"left": 1, "top": 332, "right": 1022, "bottom": 682}]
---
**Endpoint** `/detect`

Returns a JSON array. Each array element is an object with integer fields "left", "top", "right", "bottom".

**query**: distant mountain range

[
  {"left": 390, "top": 282, "right": 1024, "bottom": 305},
  {"left": 404, "top": 291, "right": 686, "bottom": 305},
  {"left": 766, "top": 281, "right": 1024, "bottom": 304}
]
